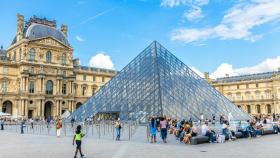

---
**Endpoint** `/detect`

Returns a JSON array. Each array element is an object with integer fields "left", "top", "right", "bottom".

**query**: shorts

[{"left": 76, "top": 140, "right": 82, "bottom": 148}]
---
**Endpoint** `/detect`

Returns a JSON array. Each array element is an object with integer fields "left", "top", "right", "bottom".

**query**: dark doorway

[
  {"left": 44, "top": 101, "right": 53, "bottom": 119},
  {"left": 28, "top": 110, "right": 33, "bottom": 119},
  {"left": 2, "top": 100, "right": 12, "bottom": 114}
]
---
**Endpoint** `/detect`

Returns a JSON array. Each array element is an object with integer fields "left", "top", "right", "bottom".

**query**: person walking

[
  {"left": 160, "top": 117, "right": 168, "bottom": 143},
  {"left": 150, "top": 117, "right": 157, "bottom": 143},
  {"left": 73, "top": 125, "right": 85, "bottom": 158},
  {"left": 30, "top": 118, "right": 34, "bottom": 129},
  {"left": 0, "top": 118, "right": 4, "bottom": 130},
  {"left": 56, "top": 118, "right": 62, "bottom": 137},
  {"left": 20, "top": 119, "right": 26, "bottom": 134},
  {"left": 47, "top": 116, "right": 51, "bottom": 128},
  {"left": 115, "top": 118, "right": 122, "bottom": 141}
]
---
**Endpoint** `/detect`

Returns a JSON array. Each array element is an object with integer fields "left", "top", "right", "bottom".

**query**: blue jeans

[
  {"left": 206, "top": 131, "right": 215, "bottom": 142},
  {"left": 116, "top": 128, "right": 121, "bottom": 140},
  {"left": 160, "top": 128, "right": 167, "bottom": 141},
  {"left": 273, "top": 125, "right": 279, "bottom": 133}
]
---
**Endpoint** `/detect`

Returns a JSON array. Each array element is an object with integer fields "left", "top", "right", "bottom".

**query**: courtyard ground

[{"left": 0, "top": 131, "right": 279, "bottom": 158}]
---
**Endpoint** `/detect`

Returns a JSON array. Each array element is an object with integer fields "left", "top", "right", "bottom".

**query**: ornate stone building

[
  {"left": 207, "top": 70, "right": 280, "bottom": 115},
  {"left": 0, "top": 14, "right": 117, "bottom": 119}
]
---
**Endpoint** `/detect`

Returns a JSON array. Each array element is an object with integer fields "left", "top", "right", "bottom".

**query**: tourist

[
  {"left": 247, "top": 121, "right": 257, "bottom": 138},
  {"left": 212, "top": 114, "right": 216, "bottom": 125},
  {"left": 20, "top": 119, "right": 26, "bottom": 134},
  {"left": 71, "top": 118, "right": 75, "bottom": 128},
  {"left": 115, "top": 118, "right": 122, "bottom": 141},
  {"left": 182, "top": 124, "right": 192, "bottom": 144},
  {"left": 201, "top": 122, "right": 216, "bottom": 143},
  {"left": 30, "top": 118, "right": 34, "bottom": 129},
  {"left": 200, "top": 113, "right": 204, "bottom": 124},
  {"left": 149, "top": 117, "right": 157, "bottom": 143},
  {"left": 56, "top": 118, "right": 62, "bottom": 137},
  {"left": 237, "top": 121, "right": 249, "bottom": 138},
  {"left": 73, "top": 125, "right": 85, "bottom": 158},
  {"left": 47, "top": 116, "right": 51, "bottom": 128},
  {"left": 160, "top": 116, "right": 168, "bottom": 143},
  {"left": 0, "top": 118, "right": 4, "bottom": 130},
  {"left": 221, "top": 120, "right": 236, "bottom": 140}
]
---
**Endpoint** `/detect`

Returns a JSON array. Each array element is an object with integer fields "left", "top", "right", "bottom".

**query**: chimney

[
  {"left": 16, "top": 13, "right": 24, "bottom": 42},
  {"left": 61, "top": 24, "right": 68, "bottom": 38},
  {"left": 204, "top": 72, "right": 209, "bottom": 79}
]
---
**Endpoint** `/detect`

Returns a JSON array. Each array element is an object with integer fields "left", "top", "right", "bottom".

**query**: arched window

[
  {"left": 29, "top": 48, "right": 35, "bottom": 61},
  {"left": 267, "top": 104, "right": 272, "bottom": 114},
  {"left": 46, "top": 51, "right": 52, "bottom": 63},
  {"left": 247, "top": 105, "right": 251, "bottom": 114},
  {"left": 61, "top": 53, "right": 66, "bottom": 65},
  {"left": 46, "top": 80, "right": 53, "bottom": 95},
  {"left": 256, "top": 104, "right": 261, "bottom": 113}
]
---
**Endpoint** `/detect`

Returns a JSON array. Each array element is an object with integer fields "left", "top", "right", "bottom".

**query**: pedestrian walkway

[{"left": 1, "top": 131, "right": 280, "bottom": 158}]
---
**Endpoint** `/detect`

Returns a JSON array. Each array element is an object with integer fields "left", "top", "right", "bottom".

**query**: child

[{"left": 73, "top": 125, "right": 85, "bottom": 158}]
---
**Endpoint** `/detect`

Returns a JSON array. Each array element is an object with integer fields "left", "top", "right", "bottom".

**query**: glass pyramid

[{"left": 70, "top": 41, "right": 250, "bottom": 122}]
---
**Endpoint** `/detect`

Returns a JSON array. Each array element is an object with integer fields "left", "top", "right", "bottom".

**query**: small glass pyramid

[{"left": 70, "top": 41, "right": 250, "bottom": 122}]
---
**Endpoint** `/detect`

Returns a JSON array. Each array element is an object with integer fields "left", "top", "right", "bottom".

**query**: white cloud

[
  {"left": 88, "top": 52, "right": 114, "bottom": 69},
  {"left": 171, "top": 0, "right": 280, "bottom": 43},
  {"left": 184, "top": 6, "right": 204, "bottom": 21},
  {"left": 190, "top": 66, "right": 204, "bottom": 78},
  {"left": 161, "top": 0, "right": 191, "bottom": 7},
  {"left": 210, "top": 56, "right": 280, "bottom": 79},
  {"left": 75, "top": 35, "right": 85, "bottom": 42},
  {"left": 161, "top": 0, "right": 209, "bottom": 21}
]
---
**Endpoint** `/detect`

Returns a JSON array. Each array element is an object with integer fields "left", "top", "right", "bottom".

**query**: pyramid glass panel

[{"left": 69, "top": 41, "right": 251, "bottom": 122}]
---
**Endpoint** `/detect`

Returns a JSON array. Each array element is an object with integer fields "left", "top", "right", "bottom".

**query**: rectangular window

[
  {"left": 62, "top": 83, "right": 67, "bottom": 95},
  {"left": 102, "top": 77, "right": 105, "bottom": 82},
  {"left": 3, "top": 66, "right": 8, "bottom": 74},
  {"left": 93, "top": 75, "right": 96, "bottom": 81},
  {"left": 256, "top": 83, "right": 259, "bottom": 88},
  {"left": 237, "top": 85, "right": 239, "bottom": 89},
  {"left": 29, "top": 81, "right": 34, "bottom": 93},
  {"left": 2, "top": 81, "right": 7, "bottom": 92},
  {"left": 83, "top": 75, "right": 86, "bottom": 81}
]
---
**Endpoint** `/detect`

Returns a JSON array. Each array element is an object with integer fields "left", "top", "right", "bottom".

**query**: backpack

[{"left": 217, "top": 134, "right": 225, "bottom": 143}]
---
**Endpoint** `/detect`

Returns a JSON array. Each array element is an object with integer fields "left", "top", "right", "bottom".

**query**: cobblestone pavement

[{"left": 0, "top": 131, "right": 280, "bottom": 158}]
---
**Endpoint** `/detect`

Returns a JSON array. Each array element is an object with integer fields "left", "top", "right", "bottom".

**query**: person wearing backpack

[{"left": 73, "top": 125, "right": 85, "bottom": 158}]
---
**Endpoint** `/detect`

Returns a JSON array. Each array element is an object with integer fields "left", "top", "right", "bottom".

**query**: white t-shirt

[{"left": 201, "top": 124, "right": 209, "bottom": 136}]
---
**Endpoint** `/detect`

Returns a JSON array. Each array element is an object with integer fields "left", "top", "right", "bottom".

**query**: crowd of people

[{"left": 148, "top": 113, "right": 280, "bottom": 144}]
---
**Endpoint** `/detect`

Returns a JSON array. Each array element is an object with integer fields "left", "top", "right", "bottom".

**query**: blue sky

[{"left": 1, "top": 0, "right": 280, "bottom": 78}]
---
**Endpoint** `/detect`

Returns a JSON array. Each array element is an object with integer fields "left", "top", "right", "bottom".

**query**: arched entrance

[
  {"left": 44, "top": 101, "right": 53, "bottom": 119},
  {"left": 2, "top": 100, "right": 12, "bottom": 114},
  {"left": 267, "top": 104, "right": 272, "bottom": 114},
  {"left": 76, "top": 102, "right": 82, "bottom": 109},
  {"left": 256, "top": 104, "right": 261, "bottom": 114}
]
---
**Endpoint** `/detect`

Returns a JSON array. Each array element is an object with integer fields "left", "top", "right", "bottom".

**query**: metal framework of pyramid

[{"left": 70, "top": 41, "right": 250, "bottom": 122}]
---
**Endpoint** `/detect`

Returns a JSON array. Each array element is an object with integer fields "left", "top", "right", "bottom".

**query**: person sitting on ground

[{"left": 201, "top": 122, "right": 216, "bottom": 143}]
